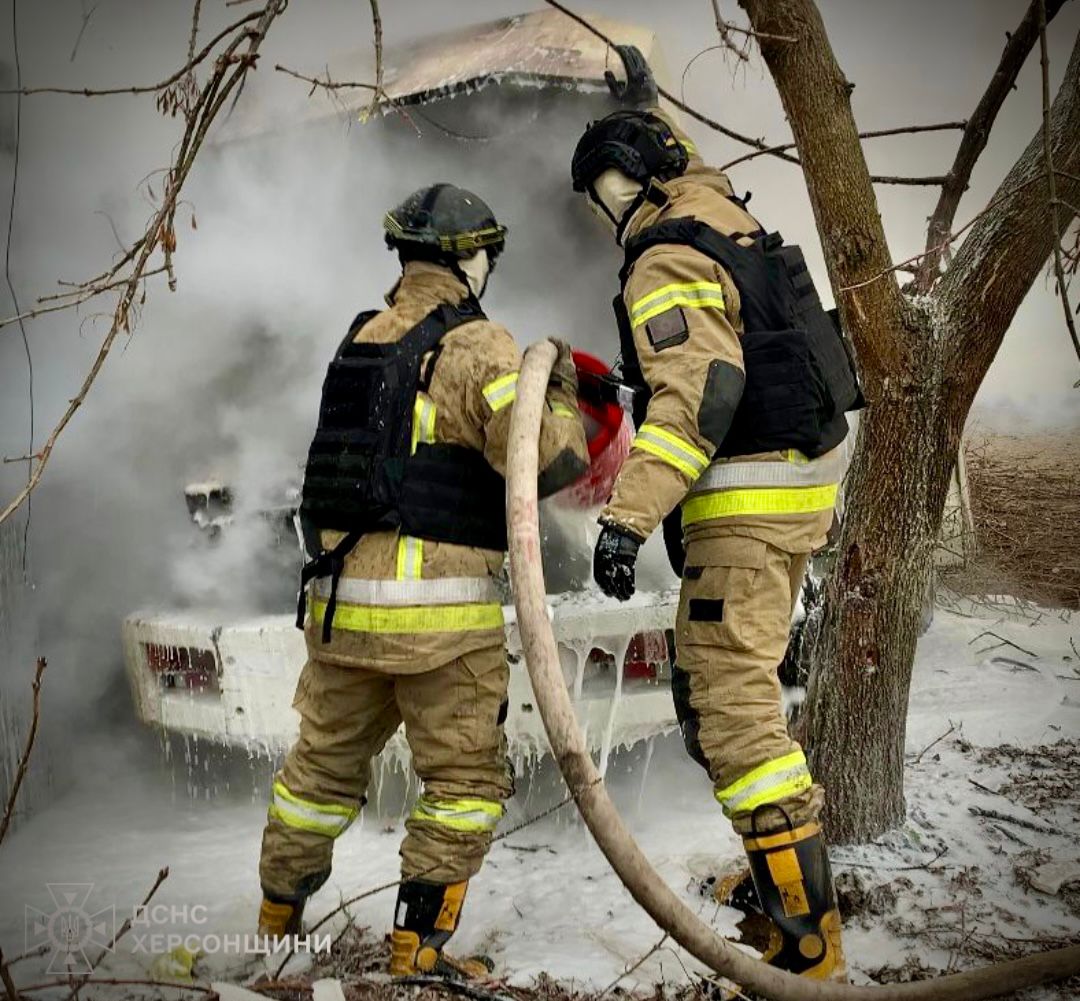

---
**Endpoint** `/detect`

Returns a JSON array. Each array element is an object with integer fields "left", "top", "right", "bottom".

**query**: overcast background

[{"left": 0, "top": 0, "right": 1078, "bottom": 804}]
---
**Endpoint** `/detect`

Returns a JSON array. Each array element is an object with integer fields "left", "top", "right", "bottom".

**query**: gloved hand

[
  {"left": 604, "top": 44, "right": 658, "bottom": 107},
  {"left": 548, "top": 338, "right": 579, "bottom": 396},
  {"left": 593, "top": 522, "right": 643, "bottom": 601}
]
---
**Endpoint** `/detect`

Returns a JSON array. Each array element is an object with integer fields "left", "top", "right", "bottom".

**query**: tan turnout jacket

[
  {"left": 601, "top": 114, "right": 840, "bottom": 556},
  {"left": 308, "top": 261, "right": 588, "bottom": 672}
]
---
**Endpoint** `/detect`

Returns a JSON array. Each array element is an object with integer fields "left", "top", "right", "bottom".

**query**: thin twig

[
  {"left": 1037, "top": 0, "right": 1080, "bottom": 365},
  {"left": 69, "top": 2, "right": 99, "bottom": 63},
  {"left": 363, "top": 0, "right": 384, "bottom": 122},
  {"left": 968, "top": 630, "right": 1038, "bottom": 659},
  {"left": 969, "top": 805, "right": 1062, "bottom": 837},
  {"left": 0, "top": 657, "right": 46, "bottom": 846},
  {"left": 542, "top": 0, "right": 948, "bottom": 186},
  {"left": 911, "top": 720, "right": 958, "bottom": 765},
  {"left": 719, "top": 121, "right": 967, "bottom": 172},
  {"left": 834, "top": 845, "right": 951, "bottom": 872},
  {"left": 65, "top": 868, "right": 170, "bottom": 1001},
  {"left": 838, "top": 174, "right": 1047, "bottom": 293},
  {"left": 0, "top": 10, "right": 263, "bottom": 97},
  {"left": 600, "top": 933, "right": 670, "bottom": 997},
  {"left": 916, "top": 0, "right": 1069, "bottom": 290},
  {"left": 5, "top": 0, "right": 32, "bottom": 571},
  {"left": 186, "top": 0, "right": 203, "bottom": 68},
  {"left": 0, "top": 1, "right": 288, "bottom": 528},
  {"left": 0, "top": 267, "right": 167, "bottom": 331},
  {"left": 710, "top": 0, "right": 751, "bottom": 63},
  {"left": 0, "top": 948, "right": 19, "bottom": 1001},
  {"left": 273, "top": 64, "right": 376, "bottom": 95}
]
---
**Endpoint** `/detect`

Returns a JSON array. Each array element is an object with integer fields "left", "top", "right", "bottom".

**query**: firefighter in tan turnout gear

[
  {"left": 571, "top": 50, "right": 862, "bottom": 984},
  {"left": 256, "top": 183, "right": 588, "bottom": 979}
]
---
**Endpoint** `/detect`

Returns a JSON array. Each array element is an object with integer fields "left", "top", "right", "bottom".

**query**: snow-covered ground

[{"left": 1, "top": 598, "right": 1078, "bottom": 997}]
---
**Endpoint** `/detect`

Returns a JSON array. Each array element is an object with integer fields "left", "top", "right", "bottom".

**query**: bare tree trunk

[
  {"left": 805, "top": 335, "right": 963, "bottom": 840},
  {"left": 739, "top": 0, "right": 1079, "bottom": 842}
]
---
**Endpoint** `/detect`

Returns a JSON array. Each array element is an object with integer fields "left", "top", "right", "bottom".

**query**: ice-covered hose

[{"left": 505, "top": 340, "right": 1080, "bottom": 1001}]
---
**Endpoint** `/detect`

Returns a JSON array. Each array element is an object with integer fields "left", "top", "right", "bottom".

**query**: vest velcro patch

[
  {"left": 688, "top": 597, "right": 724, "bottom": 622},
  {"left": 645, "top": 306, "right": 689, "bottom": 351}
]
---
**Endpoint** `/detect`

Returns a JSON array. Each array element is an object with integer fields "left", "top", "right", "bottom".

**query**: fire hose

[{"left": 505, "top": 339, "right": 1080, "bottom": 1001}]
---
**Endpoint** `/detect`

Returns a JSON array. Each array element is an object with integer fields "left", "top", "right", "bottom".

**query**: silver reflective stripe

[
  {"left": 689, "top": 450, "right": 845, "bottom": 495},
  {"left": 311, "top": 575, "right": 501, "bottom": 606}
]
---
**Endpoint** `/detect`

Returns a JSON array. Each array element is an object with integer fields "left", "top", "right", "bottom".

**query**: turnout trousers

[
  {"left": 672, "top": 531, "right": 825, "bottom": 835},
  {"left": 258, "top": 645, "right": 512, "bottom": 900}
]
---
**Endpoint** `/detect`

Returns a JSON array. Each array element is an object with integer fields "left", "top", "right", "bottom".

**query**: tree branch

[
  {"left": 0, "top": 1, "right": 289, "bottom": 528},
  {"left": 1037, "top": 0, "right": 1080, "bottom": 367},
  {"left": 940, "top": 26, "right": 1080, "bottom": 407},
  {"left": 719, "top": 120, "right": 967, "bottom": 172},
  {"left": 273, "top": 64, "right": 375, "bottom": 95},
  {"left": 0, "top": 658, "right": 46, "bottom": 847},
  {"left": 738, "top": 0, "right": 912, "bottom": 382},
  {"left": 362, "top": 0, "right": 384, "bottom": 122},
  {"left": 543, "top": 0, "right": 946, "bottom": 186},
  {"left": 0, "top": 9, "right": 263, "bottom": 97},
  {"left": 917, "top": 0, "right": 1070, "bottom": 291}
]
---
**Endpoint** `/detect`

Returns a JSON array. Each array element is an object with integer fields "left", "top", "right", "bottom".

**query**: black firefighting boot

[
  {"left": 742, "top": 821, "right": 846, "bottom": 982},
  {"left": 389, "top": 879, "right": 494, "bottom": 980},
  {"left": 257, "top": 893, "right": 306, "bottom": 939}
]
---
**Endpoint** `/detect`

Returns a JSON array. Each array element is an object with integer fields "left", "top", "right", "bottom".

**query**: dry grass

[{"left": 943, "top": 429, "right": 1080, "bottom": 609}]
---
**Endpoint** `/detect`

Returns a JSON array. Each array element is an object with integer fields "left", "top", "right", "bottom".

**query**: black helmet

[
  {"left": 383, "top": 183, "right": 507, "bottom": 259},
  {"left": 571, "top": 111, "right": 689, "bottom": 192}
]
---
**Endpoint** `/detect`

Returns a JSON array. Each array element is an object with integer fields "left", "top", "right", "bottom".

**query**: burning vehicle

[
  {"left": 123, "top": 11, "right": 684, "bottom": 767},
  {"left": 121, "top": 10, "right": 972, "bottom": 767}
]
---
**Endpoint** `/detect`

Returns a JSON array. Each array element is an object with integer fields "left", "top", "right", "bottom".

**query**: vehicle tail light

[{"left": 142, "top": 643, "right": 219, "bottom": 693}]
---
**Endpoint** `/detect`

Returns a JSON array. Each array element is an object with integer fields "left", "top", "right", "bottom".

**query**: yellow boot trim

[
  {"left": 803, "top": 909, "right": 847, "bottom": 982},
  {"left": 765, "top": 847, "right": 811, "bottom": 918},
  {"left": 389, "top": 928, "right": 422, "bottom": 976},
  {"left": 435, "top": 881, "right": 468, "bottom": 933},
  {"left": 743, "top": 821, "right": 821, "bottom": 853},
  {"left": 257, "top": 898, "right": 297, "bottom": 939}
]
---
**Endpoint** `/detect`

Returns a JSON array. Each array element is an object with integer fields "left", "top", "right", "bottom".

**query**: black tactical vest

[
  {"left": 297, "top": 299, "right": 507, "bottom": 639},
  {"left": 616, "top": 218, "right": 864, "bottom": 460}
]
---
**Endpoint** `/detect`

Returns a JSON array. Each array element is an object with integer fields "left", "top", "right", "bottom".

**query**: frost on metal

[
  {"left": 122, "top": 588, "right": 680, "bottom": 773},
  {"left": 218, "top": 9, "right": 660, "bottom": 142}
]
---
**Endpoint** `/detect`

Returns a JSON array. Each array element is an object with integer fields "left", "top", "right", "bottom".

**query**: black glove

[
  {"left": 605, "top": 44, "right": 658, "bottom": 107},
  {"left": 593, "top": 522, "right": 643, "bottom": 601}
]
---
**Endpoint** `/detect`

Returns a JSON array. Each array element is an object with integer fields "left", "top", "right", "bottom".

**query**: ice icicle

[{"left": 597, "top": 634, "right": 632, "bottom": 778}]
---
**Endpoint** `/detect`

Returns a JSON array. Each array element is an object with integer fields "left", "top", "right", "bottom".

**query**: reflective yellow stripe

[
  {"left": 682, "top": 483, "right": 839, "bottom": 525},
  {"left": 482, "top": 372, "right": 519, "bottom": 412},
  {"left": 311, "top": 598, "right": 503, "bottom": 634},
  {"left": 682, "top": 138, "right": 697, "bottom": 155},
  {"left": 410, "top": 795, "right": 504, "bottom": 833},
  {"left": 715, "top": 751, "right": 813, "bottom": 817},
  {"left": 268, "top": 781, "right": 358, "bottom": 837},
  {"left": 629, "top": 281, "right": 725, "bottom": 328},
  {"left": 551, "top": 401, "right": 578, "bottom": 419},
  {"left": 411, "top": 393, "right": 436, "bottom": 454},
  {"left": 395, "top": 535, "right": 423, "bottom": 581},
  {"left": 397, "top": 394, "right": 436, "bottom": 582},
  {"left": 633, "top": 424, "right": 708, "bottom": 480}
]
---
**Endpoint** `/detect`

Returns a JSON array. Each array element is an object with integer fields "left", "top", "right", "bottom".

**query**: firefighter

[
  {"left": 570, "top": 50, "right": 861, "bottom": 984},
  {"left": 256, "top": 183, "right": 588, "bottom": 979}
]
